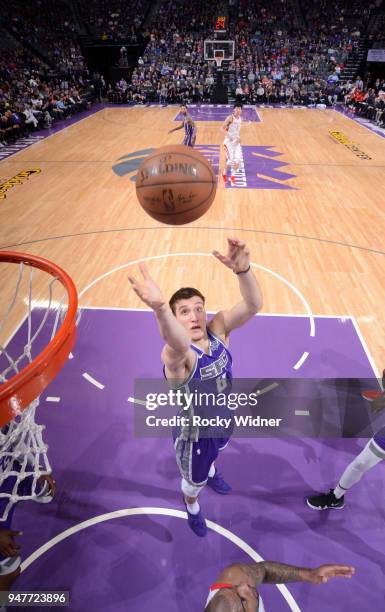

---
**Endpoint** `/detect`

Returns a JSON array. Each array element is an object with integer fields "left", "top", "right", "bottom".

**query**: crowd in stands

[
  {"left": 225, "top": 0, "right": 370, "bottom": 105},
  {"left": 1, "top": 0, "right": 384, "bottom": 145},
  {"left": 2, "top": 0, "right": 86, "bottom": 79},
  {"left": 78, "top": 0, "right": 151, "bottom": 43},
  {"left": 0, "top": 49, "right": 91, "bottom": 146},
  {"left": 345, "top": 78, "right": 385, "bottom": 128},
  {"left": 0, "top": 2, "right": 92, "bottom": 148},
  {"left": 109, "top": 0, "right": 216, "bottom": 104}
]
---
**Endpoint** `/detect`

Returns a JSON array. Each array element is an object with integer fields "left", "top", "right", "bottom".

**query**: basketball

[{"left": 135, "top": 145, "right": 217, "bottom": 225}]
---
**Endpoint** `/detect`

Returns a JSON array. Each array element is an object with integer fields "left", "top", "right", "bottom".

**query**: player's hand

[
  {"left": 213, "top": 238, "right": 250, "bottom": 274},
  {"left": 308, "top": 564, "right": 355, "bottom": 584},
  {"left": 128, "top": 263, "right": 166, "bottom": 311},
  {"left": 0, "top": 529, "right": 22, "bottom": 557},
  {"left": 38, "top": 473, "right": 56, "bottom": 498}
]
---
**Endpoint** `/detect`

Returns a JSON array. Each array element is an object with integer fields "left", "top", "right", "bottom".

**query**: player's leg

[
  {"left": 229, "top": 143, "right": 241, "bottom": 187},
  {"left": 222, "top": 142, "right": 232, "bottom": 184},
  {"left": 0, "top": 476, "right": 22, "bottom": 590},
  {"left": 176, "top": 437, "right": 222, "bottom": 537},
  {"left": 307, "top": 436, "right": 384, "bottom": 510},
  {"left": 206, "top": 437, "right": 232, "bottom": 494},
  {"left": 189, "top": 128, "right": 197, "bottom": 147}
]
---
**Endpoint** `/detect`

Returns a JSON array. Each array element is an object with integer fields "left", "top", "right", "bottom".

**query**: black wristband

[{"left": 235, "top": 265, "right": 251, "bottom": 275}]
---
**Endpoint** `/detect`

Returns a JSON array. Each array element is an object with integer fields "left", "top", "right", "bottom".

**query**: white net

[
  {"left": 0, "top": 261, "right": 70, "bottom": 520},
  {"left": 0, "top": 400, "right": 51, "bottom": 520}
]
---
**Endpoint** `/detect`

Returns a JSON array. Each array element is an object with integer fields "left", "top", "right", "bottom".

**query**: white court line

[
  {"left": 350, "top": 317, "right": 380, "bottom": 379},
  {"left": 78, "top": 253, "right": 315, "bottom": 371},
  {"left": 255, "top": 263, "right": 315, "bottom": 338},
  {"left": 46, "top": 397, "right": 61, "bottom": 403},
  {"left": 255, "top": 382, "right": 279, "bottom": 396},
  {"left": 293, "top": 351, "right": 309, "bottom": 371},
  {"left": 69, "top": 352, "right": 74, "bottom": 359},
  {"left": 295, "top": 410, "right": 310, "bottom": 416},
  {"left": 20, "top": 506, "right": 300, "bottom": 611},
  {"left": 82, "top": 372, "right": 105, "bottom": 389},
  {"left": 127, "top": 396, "right": 157, "bottom": 410}
]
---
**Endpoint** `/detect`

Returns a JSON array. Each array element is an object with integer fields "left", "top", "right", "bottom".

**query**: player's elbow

[
  {"left": 178, "top": 339, "right": 191, "bottom": 354},
  {"left": 167, "top": 339, "right": 190, "bottom": 354},
  {"left": 246, "top": 298, "right": 262, "bottom": 315}
]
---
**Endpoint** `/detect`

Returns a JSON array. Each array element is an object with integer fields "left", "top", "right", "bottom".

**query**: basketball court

[{"left": 1, "top": 104, "right": 385, "bottom": 610}]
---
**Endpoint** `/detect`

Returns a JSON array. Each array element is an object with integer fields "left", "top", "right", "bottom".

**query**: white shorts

[{"left": 223, "top": 138, "right": 242, "bottom": 166}]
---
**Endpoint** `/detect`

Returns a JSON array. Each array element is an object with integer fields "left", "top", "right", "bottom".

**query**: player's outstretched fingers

[
  {"left": 212, "top": 250, "right": 231, "bottom": 267},
  {"left": 138, "top": 262, "right": 151, "bottom": 278}
]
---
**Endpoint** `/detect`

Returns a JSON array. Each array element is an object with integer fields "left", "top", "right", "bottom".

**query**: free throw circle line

[{"left": 20, "top": 506, "right": 301, "bottom": 611}]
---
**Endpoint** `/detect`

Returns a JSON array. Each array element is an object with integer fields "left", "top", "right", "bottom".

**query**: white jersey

[{"left": 225, "top": 115, "right": 242, "bottom": 142}]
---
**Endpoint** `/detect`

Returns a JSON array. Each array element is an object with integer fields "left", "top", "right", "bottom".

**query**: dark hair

[
  {"left": 233, "top": 102, "right": 242, "bottom": 109},
  {"left": 169, "top": 287, "right": 205, "bottom": 314}
]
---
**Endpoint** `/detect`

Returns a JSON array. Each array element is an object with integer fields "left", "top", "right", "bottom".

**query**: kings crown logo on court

[{"left": 112, "top": 146, "right": 296, "bottom": 189}]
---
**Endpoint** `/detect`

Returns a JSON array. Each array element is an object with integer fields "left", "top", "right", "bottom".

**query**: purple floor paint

[
  {"left": 3, "top": 309, "right": 383, "bottom": 611},
  {"left": 111, "top": 143, "right": 296, "bottom": 190}
]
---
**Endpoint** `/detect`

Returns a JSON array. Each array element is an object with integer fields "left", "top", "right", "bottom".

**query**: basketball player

[
  {"left": 128, "top": 238, "right": 262, "bottom": 536},
  {"left": 221, "top": 103, "right": 242, "bottom": 187},
  {"left": 0, "top": 428, "right": 56, "bottom": 586},
  {"left": 168, "top": 104, "right": 197, "bottom": 147},
  {"left": 205, "top": 558, "right": 355, "bottom": 611},
  {"left": 307, "top": 370, "right": 385, "bottom": 510}
]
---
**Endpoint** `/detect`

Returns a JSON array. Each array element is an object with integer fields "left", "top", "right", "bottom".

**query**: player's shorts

[
  {"left": 174, "top": 436, "right": 231, "bottom": 486},
  {"left": 223, "top": 138, "right": 242, "bottom": 166},
  {"left": 371, "top": 427, "right": 385, "bottom": 455},
  {"left": 183, "top": 128, "right": 197, "bottom": 147}
]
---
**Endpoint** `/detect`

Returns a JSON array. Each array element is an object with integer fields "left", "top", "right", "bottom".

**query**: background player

[
  {"left": 221, "top": 103, "right": 242, "bottom": 187},
  {"left": 168, "top": 104, "right": 197, "bottom": 147},
  {"left": 307, "top": 370, "right": 385, "bottom": 510},
  {"left": 128, "top": 238, "right": 263, "bottom": 537},
  {"left": 0, "top": 425, "right": 56, "bottom": 590},
  {"left": 205, "top": 558, "right": 355, "bottom": 611}
]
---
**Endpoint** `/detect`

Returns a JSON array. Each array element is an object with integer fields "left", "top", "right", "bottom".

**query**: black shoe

[{"left": 306, "top": 489, "right": 345, "bottom": 510}]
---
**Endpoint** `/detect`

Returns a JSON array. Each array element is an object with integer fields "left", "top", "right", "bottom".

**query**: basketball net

[{"left": 0, "top": 256, "right": 77, "bottom": 520}]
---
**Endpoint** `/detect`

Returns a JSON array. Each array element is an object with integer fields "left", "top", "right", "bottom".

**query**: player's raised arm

[
  {"left": 128, "top": 263, "right": 190, "bottom": 356},
  {"left": 210, "top": 238, "right": 262, "bottom": 337},
  {"left": 216, "top": 560, "right": 355, "bottom": 586}
]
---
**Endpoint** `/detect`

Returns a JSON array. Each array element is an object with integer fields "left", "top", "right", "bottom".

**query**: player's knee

[
  {"left": 354, "top": 444, "right": 381, "bottom": 471},
  {"left": 181, "top": 478, "right": 204, "bottom": 498}
]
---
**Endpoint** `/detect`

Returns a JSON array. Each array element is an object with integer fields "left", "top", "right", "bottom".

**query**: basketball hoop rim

[{"left": 0, "top": 251, "right": 78, "bottom": 426}]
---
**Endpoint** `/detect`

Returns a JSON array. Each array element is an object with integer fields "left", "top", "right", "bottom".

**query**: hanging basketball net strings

[{"left": 0, "top": 263, "right": 65, "bottom": 520}]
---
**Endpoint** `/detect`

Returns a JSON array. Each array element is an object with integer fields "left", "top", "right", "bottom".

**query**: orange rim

[{"left": 0, "top": 252, "right": 78, "bottom": 427}]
